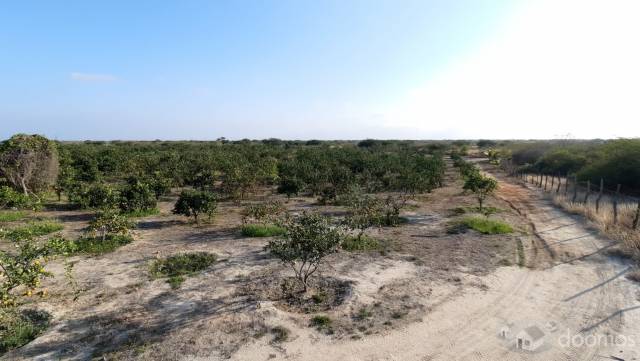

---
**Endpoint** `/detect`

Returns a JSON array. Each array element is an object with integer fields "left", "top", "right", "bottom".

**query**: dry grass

[{"left": 552, "top": 195, "right": 640, "bottom": 260}]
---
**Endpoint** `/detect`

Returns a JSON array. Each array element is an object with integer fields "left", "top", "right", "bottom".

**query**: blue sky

[{"left": 2, "top": 0, "right": 639, "bottom": 140}]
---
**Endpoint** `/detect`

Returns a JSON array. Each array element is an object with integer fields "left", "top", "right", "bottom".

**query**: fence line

[{"left": 508, "top": 170, "right": 640, "bottom": 231}]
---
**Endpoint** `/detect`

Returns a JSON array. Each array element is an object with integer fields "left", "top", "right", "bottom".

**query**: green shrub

[
  {"left": 0, "top": 309, "right": 51, "bottom": 354},
  {"left": 87, "top": 210, "right": 134, "bottom": 241},
  {"left": 241, "top": 224, "right": 286, "bottom": 237},
  {"left": 310, "top": 315, "right": 332, "bottom": 329},
  {"left": 241, "top": 200, "right": 285, "bottom": 224},
  {"left": 0, "top": 220, "right": 64, "bottom": 241},
  {"left": 119, "top": 178, "right": 157, "bottom": 213},
  {"left": 150, "top": 252, "right": 217, "bottom": 288},
  {"left": 0, "top": 186, "right": 40, "bottom": 210},
  {"left": 271, "top": 326, "right": 290, "bottom": 343},
  {"left": 267, "top": 212, "right": 342, "bottom": 292},
  {"left": 172, "top": 190, "right": 217, "bottom": 224},
  {"left": 72, "top": 235, "right": 133, "bottom": 255},
  {"left": 0, "top": 211, "right": 28, "bottom": 223},
  {"left": 461, "top": 217, "right": 513, "bottom": 234},
  {"left": 341, "top": 235, "right": 381, "bottom": 252}
]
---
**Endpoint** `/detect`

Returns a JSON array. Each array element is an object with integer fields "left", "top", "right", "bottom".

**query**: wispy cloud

[{"left": 70, "top": 72, "right": 118, "bottom": 82}]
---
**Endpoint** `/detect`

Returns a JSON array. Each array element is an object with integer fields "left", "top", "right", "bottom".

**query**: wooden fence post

[
  {"left": 544, "top": 175, "right": 548, "bottom": 191},
  {"left": 572, "top": 175, "right": 578, "bottom": 202},
  {"left": 633, "top": 200, "right": 640, "bottom": 230},
  {"left": 613, "top": 184, "right": 621, "bottom": 225},
  {"left": 538, "top": 173, "right": 543, "bottom": 187},
  {"left": 595, "top": 178, "right": 603, "bottom": 213},
  {"left": 550, "top": 175, "right": 555, "bottom": 190},
  {"left": 583, "top": 180, "right": 591, "bottom": 204}
]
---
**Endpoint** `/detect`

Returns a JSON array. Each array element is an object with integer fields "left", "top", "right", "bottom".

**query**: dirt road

[{"left": 234, "top": 168, "right": 640, "bottom": 361}]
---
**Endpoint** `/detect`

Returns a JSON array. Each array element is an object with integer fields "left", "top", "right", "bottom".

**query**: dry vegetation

[{"left": 1, "top": 155, "right": 531, "bottom": 360}]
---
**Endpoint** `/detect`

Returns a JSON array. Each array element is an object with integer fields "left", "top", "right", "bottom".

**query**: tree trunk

[{"left": 20, "top": 177, "right": 29, "bottom": 196}]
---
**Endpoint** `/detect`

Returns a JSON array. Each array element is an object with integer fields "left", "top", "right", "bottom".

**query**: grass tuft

[
  {"left": 0, "top": 220, "right": 63, "bottom": 241},
  {"left": 0, "top": 309, "right": 51, "bottom": 355},
  {"left": 241, "top": 223, "right": 286, "bottom": 237},
  {"left": 460, "top": 216, "right": 513, "bottom": 234},
  {"left": 124, "top": 208, "right": 160, "bottom": 218},
  {"left": 270, "top": 326, "right": 290, "bottom": 343},
  {"left": 72, "top": 235, "right": 133, "bottom": 255},
  {"left": 150, "top": 252, "right": 217, "bottom": 288},
  {"left": 341, "top": 235, "right": 381, "bottom": 252},
  {"left": 0, "top": 211, "right": 28, "bottom": 223},
  {"left": 310, "top": 315, "right": 332, "bottom": 329}
]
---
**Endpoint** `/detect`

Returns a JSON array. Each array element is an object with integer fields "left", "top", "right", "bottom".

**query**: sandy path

[{"left": 232, "top": 168, "right": 640, "bottom": 361}]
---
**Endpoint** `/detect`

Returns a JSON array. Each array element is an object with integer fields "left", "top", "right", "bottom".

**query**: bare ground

[{"left": 2, "top": 159, "right": 639, "bottom": 361}]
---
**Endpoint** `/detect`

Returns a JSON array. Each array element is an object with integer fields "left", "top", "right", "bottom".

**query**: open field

[{"left": 2, "top": 154, "right": 639, "bottom": 360}]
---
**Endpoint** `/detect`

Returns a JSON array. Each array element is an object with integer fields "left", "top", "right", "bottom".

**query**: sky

[{"left": 1, "top": 0, "right": 639, "bottom": 140}]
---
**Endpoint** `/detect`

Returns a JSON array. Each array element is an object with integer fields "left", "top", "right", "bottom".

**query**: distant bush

[
  {"left": 69, "top": 183, "right": 119, "bottom": 210},
  {"left": 241, "top": 224, "right": 286, "bottom": 237},
  {"left": 533, "top": 149, "right": 586, "bottom": 175},
  {"left": 172, "top": 190, "right": 217, "bottom": 224},
  {"left": 477, "top": 139, "right": 497, "bottom": 148},
  {"left": 119, "top": 177, "right": 157, "bottom": 213},
  {"left": 578, "top": 139, "right": 640, "bottom": 191},
  {"left": 241, "top": 200, "right": 285, "bottom": 225}
]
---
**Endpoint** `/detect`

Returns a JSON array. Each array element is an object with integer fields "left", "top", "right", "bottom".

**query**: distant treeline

[
  {"left": 498, "top": 139, "right": 640, "bottom": 193},
  {"left": 52, "top": 139, "right": 446, "bottom": 205}
]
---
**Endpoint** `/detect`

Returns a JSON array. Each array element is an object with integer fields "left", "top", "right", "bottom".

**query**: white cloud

[
  {"left": 382, "top": 0, "right": 640, "bottom": 139},
  {"left": 70, "top": 72, "right": 118, "bottom": 82}
]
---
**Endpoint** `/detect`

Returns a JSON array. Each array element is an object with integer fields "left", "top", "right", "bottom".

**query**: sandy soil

[
  {"left": 3, "top": 160, "right": 639, "bottom": 361},
  {"left": 232, "top": 164, "right": 640, "bottom": 361}
]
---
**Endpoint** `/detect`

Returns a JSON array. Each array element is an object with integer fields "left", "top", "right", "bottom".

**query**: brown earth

[{"left": 2, "top": 159, "right": 638, "bottom": 361}]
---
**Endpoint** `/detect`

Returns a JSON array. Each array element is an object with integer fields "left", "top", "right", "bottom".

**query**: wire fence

[{"left": 508, "top": 171, "right": 640, "bottom": 231}]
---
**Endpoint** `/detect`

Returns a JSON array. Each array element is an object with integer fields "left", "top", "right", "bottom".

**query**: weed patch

[
  {"left": 0, "top": 309, "right": 51, "bottom": 355},
  {"left": 150, "top": 252, "right": 217, "bottom": 288},
  {"left": 72, "top": 235, "right": 133, "bottom": 255},
  {"left": 0, "top": 220, "right": 63, "bottom": 241},
  {"left": 310, "top": 315, "right": 333, "bottom": 334},
  {"left": 270, "top": 326, "right": 290, "bottom": 343},
  {"left": 459, "top": 217, "right": 513, "bottom": 234},
  {"left": 124, "top": 208, "right": 160, "bottom": 218},
  {"left": 0, "top": 211, "right": 28, "bottom": 223},
  {"left": 341, "top": 235, "right": 382, "bottom": 252},
  {"left": 241, "top": 224, "right": 285, "bottom": 237}
]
